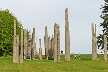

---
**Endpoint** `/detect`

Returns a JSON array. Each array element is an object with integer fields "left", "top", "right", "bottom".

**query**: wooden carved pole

[
  {"left": 39, "top": 39, "right": 42, "bottom": 60},
  {"left": 27, "top": 39, "right": 31, "bottom": 59},
  {"left": 48, "top": 36, "right": 49, "bottom": 58},
  {"left": 35, "top": 36, "right": 37, "bottom": 56},
  {"left": 35, "top": 43, "right": 36, "bottom": 57},
  {"left": 50, "top": 35, "right": 53, "bottom": 59},
  {"left": 57, "top": 24, "right": 60, "bottom": 62},
  {"left": 48, "top": 36, "right": 52, "bottom": 59},
  {"left": 54, "top": 24, "right": 60, "bottom": 62},
  {"left": 13, "top": 20, "right": 17, "bottom": 63},
  {"left": 33, "top": 28, "right": 36, "bottom": 59},
  {"left": 31, "top": 33, "right": 34, "bottom": 59},
  {"left": 44, "top": 36, "right": 46, "bottom": 58},
  {"left": 31, "top": 28, "right": 36, "bottom": 60},
  {"left": 19, "top": 29, "right": 23, "bottom": 63},
  {"left": 92, "top": 23, "right": 97, "bottom": 60},
  {"left": 104, "top": 35, "right": 107, "bottom": 61},
  {"left": 24, "top": 29, "right": 27, "bottom": 59},
  {"left": 50, "top": 38, "right": 52, "bottom": 59},
  {"left": 65, "top": 8, "right": 70, "bottom": 61},
  {"left": 45, "top": 26, "right": 48, "bottom": 60},
  {"left": 67, "top": 22, "right": 70, "bottom": 61},
  {"left": 54, "top": 23, "right": 57, "bottom": 62},
  {"left": 26, "top": 31, "right": 29, "bottom": 59},
  {"left": 16, "top": 35, "right": 19, "bottom": 63},
  {"left": 50, "top": 36, "right": 53, "bottom": 59}
]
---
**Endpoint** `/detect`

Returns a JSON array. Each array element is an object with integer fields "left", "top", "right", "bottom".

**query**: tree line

[{"left": 0, "top": 9, "right": 30, "bottom": 57}]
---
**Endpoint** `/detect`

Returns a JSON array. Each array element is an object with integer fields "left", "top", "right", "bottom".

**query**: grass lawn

[{"left": 0, "top": 54, "right": 108, "bottom": 72}]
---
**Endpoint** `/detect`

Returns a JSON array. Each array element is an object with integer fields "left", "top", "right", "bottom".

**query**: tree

[
  {"left": 0, "top": 9, "right": 30, "bottom": 57},
  {"left": 97, "top": 1, "right": 108, "bottom": 50}
]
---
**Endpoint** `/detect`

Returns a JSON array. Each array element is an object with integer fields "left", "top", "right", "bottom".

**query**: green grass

[{"left": 0, "top": 54, "right": 108, "bottom": 72}]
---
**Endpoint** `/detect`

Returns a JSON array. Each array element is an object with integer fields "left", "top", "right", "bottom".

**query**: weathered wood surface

[
  {"left": 24, "top": 29, "right": 27, "bottom": 59},
  {"left": 104, "top": 35, "right": 107, "bottom": 61},
  {"left": 13, "top": 20, "right": 16, "bottom": 63},
  {"left": 19, "top": 29, "right": 23, "bottom": 63},
  {"left": 45, "top": 26, "right": 48, "bottom": 60},
  {"left": 92, "top": 23, "right": 97, "bottom": 60},
  {"left": 65, "top": 8, "right": 70, "bottom": 61},
  {"left": 16, "top": 35, "right": 19, "bottom": 63},
  {"left": 57, "top": 24, "right": 60, "bottom": 62},
  {"left": 54, "top": 24, "right": 57, "bottom": 62},
  {"left": 39, "top": 39, "right": 42, "bottom": 60}
]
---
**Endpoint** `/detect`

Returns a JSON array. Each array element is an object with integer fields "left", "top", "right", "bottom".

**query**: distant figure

[
  {"left": 61, "top": 50, "right": 63, "bottom": 54},
  {"left": 75, "top": 54, "right": 77, "bottom": 59},
  {"left": 78, "top": 53, "right": 80, "bottom": 59}
]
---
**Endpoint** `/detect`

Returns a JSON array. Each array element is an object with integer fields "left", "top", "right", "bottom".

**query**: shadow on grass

[
  {"left": 81, "top": 58, "right": 92, "bottom": 60},
  {"left": 42, "top": 58, "right": 54, "bottom": 60},
  {"left": 48, "top": 58, "right": 54, "bottom": 60}
]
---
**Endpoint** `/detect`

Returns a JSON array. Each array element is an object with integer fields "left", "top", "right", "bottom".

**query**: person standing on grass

[
  {"left": 61, "top": 50, "right": 63, "bottom": 54},
  {"left": 75, "top": 54, "right": 77, "bottom": 59},
  {"left": 78, "top": 53, "right": 80, "bottom": 59}
]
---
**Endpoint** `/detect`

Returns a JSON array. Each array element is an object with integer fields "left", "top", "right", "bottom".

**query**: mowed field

[{"left": 0, "top": 54, "right": 108, "bottom": 72}]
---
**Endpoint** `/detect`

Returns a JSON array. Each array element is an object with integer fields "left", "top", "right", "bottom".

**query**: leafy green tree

[
  {"left": 0, "top": 9, "right": 30, "bottom": 57},
  {"left": 97, "top": 1, "right": 108, "bottom": 50}
]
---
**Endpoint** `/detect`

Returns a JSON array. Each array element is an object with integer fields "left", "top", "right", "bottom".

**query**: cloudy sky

[{"left": 0, "top": 0, "right": 105, "bottom": 54}]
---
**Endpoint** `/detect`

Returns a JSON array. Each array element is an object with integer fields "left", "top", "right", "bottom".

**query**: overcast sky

[{"left": 0, "top": 0, "right": 105, "bottom": 54}]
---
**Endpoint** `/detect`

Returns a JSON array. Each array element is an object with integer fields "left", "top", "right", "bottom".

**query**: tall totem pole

[{"left": 65, "top": 8, "right": 70, "bottom": 61}]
